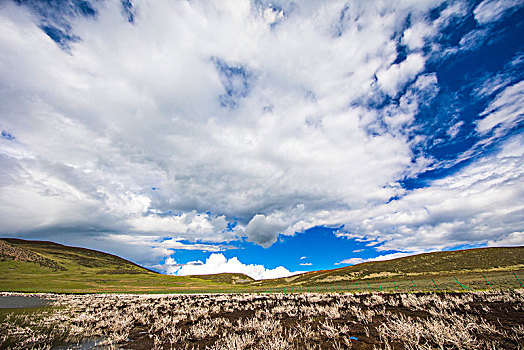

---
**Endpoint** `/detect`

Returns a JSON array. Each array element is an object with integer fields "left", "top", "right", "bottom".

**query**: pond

[{"left": 0, "top": 295, "right": 55, "bottom": 309}]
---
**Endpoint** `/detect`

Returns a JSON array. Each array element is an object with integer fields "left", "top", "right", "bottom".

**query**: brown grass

[{"left": 1, "top": 290, "right": 523, "bottom": 349}]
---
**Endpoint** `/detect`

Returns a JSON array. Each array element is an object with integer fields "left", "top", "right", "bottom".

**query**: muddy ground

[
  {"left": 1, "top": 291, "right": 523, "bottom": 349},
  {"left": 122, "top": 292, "right": 524, "bottom": 349}
]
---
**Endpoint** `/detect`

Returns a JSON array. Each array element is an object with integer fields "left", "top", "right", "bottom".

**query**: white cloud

[
  {"left": 244, "top": 213, "right": 287, "bottom": 248},
  {"left": 476, "top": 80, "right": 524, "bottom": 136},
  {"left": 154, "top": 257, "right": 183, "bottom": 275},
  {"left": 447, "top": 121, "right": 464, "bottom": 138},
  {"left": 335, "top": 258, "right": 364, "bottom": 266},
  {"left": 487, "top": 231, "right": 524, "bottom": 247},
  {"left": 126, "top": 212, "right": 233, "bottom": 242},
  {"left": 383, "top": 73, "right": 439, "bottom": 131},
  {"left": 0, "top": 0, "right": 521, "bottom": 267},
  {"left": 474, "top": 72, "right": 514, "bottom": 99},
  {"left": 96, "top": 233, "right": 234, "bottom": 266},
  {"left": 299, "top": 262, "right": 312, "bottom": 266},
  {"left": 402, "top": 21, "right": 435, "bottom": 50},
  {"left": 0, "top": 0, "right": 443, "bottom": 250},
  {"left": 336, "top": 252, "right": 417, "bottom": 266},
  {"left": 474, "top": 0, "right": 523, "bottom": 25},
  {"left": 300, "top": 256, "right": 307, "bottom": 260},
  {"left": 168, "top": 253, "right": 295, "bottom": 280},
  {"left": 376, "top": 53, "right": 426, "bottom": 97},
  {"left": 337, "top": 134, "right": 524, "bottom": 252},
  {"left": 458, "top": 29, "right": 489, "bottom": 51}
]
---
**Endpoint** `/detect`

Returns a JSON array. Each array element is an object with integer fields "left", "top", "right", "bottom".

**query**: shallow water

[
  {"left": 51, "top": 338, "right": 106, "bottom": 350},
  {"left": 0, "top": 295, "right": 54, "bottom": 308}
]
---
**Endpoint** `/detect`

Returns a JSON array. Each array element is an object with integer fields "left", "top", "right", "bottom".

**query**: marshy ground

[{"left": 1, "top": 290, "right": 523, "bottom": 349}]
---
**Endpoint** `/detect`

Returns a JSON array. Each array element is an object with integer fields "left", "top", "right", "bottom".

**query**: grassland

[
  {"left": 2, "top": 239, "right": 523, "bottom": 349},
  {"left": 1, "top": 238, "right": 523, "bottom": 294},
  {"left": 0, "top": 239, "right": 242, "bottom": 293},
  {"left": 259, "top": 246, "right": 524, "bottom": 286}
]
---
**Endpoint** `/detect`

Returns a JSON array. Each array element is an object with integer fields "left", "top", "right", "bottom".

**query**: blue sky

[{"left": 0, "top": 0, "right": 523, "bottom": 279}]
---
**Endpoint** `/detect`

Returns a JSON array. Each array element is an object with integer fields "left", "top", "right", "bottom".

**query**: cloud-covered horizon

[
  {"left": 158, "top": 253, "right": 296, "bottom": 280},
  {"left": 0, "top": 0, "right": 523, "bottom": 277}
]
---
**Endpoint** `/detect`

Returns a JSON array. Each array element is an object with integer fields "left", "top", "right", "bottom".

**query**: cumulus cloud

[
  {"left": 88, "top": 234, "right": 234, "bottom": 266},
  {"left": 166, "top": 253, "right": 295, "bottom": 280},
  {"left": 376, "top": 53, "right": 426, "bottom": 97},
  {"left": 0, "top": 1, "right": 447, "bottom": 246},
  {"left": 299, "top": 262, "right": 312, "bottom": 266},
  {"left": 244, "top": 214, "right": 287, "bottom": 248},
  {"left": 337, "top": 134, "right": 524, "bottom": 252},
  {"left": 382, "top": 73, "right": 439, "bottom": 132},
  {"left": 154, "top": 257, "right": 204, "bottom": 275},
  {"left": 487, "top": 231, "right": 524, "bottom": 247},
  {"left": 0, "top": 0, "right": 521, "bottom": 266}
]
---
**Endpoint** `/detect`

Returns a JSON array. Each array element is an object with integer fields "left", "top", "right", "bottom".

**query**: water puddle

[{"left": 0, "top": 295, "right": 55, "bottom": 309}]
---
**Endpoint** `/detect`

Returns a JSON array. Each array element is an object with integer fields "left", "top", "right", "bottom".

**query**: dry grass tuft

[{"left": 1, "top": 290, "right": 522, "bottom": 349}]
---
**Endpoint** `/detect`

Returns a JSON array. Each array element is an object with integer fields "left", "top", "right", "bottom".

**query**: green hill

[
  {"left": 188, "top": 273, "right": 255, "bottom": 284},
  {"left": 1, "top": 238, "right": 522, "bottom": 293},
  {"left": 1, "top": 238, "right": 154, "bottom": 274},
  {"left": 253, "top": 246, "right": 524, "bottom": 288},
  {"left": 0, "top": 238, "right": 248, "bottom": 293}
]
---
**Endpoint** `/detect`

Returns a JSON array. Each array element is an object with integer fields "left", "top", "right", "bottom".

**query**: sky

[{"left": 0, "top": 0, "right": 523, "bottom": 280}]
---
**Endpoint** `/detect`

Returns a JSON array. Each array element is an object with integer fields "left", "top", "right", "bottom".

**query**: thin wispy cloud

[{"left": 336, "top": 252, "right": 417, "bottom": 266}]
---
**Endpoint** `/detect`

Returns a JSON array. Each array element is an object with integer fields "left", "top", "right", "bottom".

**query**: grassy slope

[
  {"left": 0, "top": 239, "right": 246, "bottom": 293},
  {"left": 188, "top": 273, "right": 255, "bottom": 284},
  {"left": 1, "top": 239, "right": 522, "bottom": 293},
  {"left": 254, "top": 246, "right": 524, "bottom": 287}
]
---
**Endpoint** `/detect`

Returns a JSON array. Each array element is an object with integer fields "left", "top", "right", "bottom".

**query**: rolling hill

[
  {"left": 1, "top": 238, "right": 523, "bottom": 293},
  {"left": 0, "top": 238, "right": 250, "bottom": 293},
  {"left": 1, "top": 238, "right": 154, "bottom": 274},
  {"left": 254, "top": 246, "right": 524, "bottom": 290}
]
